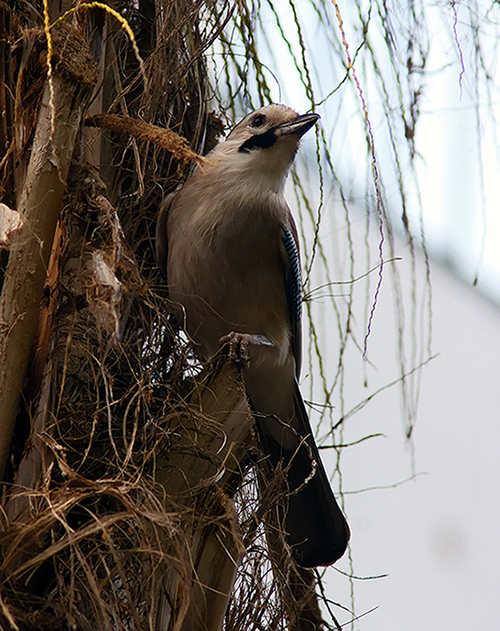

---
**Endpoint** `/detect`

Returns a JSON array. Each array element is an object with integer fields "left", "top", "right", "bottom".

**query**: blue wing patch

[{"left": 281, "top": 226, "right": 302, "bottom": 325}]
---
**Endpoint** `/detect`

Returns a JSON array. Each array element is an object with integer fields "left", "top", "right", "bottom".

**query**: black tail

[{"left": 256, "top": 381, "right": 350, "bottom": 567}]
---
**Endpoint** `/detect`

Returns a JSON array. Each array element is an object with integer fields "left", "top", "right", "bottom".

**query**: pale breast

[{"left": 167, "top": 185, "right": 291, "bottom": 360}]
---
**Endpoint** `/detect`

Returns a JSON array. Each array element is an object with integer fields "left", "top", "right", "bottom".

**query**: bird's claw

[{"left": 219, "top": 331, "right": 252, "bottom": 367}]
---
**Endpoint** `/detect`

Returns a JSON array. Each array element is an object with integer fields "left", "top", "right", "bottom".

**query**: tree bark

[
  {"left": 0, "top": 26, "right": 97, "bottom": 480},
  {"left": 154, "top": 358, "right": 254, "bottom": 631}
]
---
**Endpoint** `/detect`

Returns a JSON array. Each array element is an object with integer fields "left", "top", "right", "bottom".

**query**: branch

[
  {"left": 0, "top": 25, "right": 98, "bottom": 480},
  {"left": 154, "top": 355, "right": 254, "bottom": 631}
]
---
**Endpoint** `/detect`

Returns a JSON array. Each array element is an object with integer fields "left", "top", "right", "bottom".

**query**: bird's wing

[
  {"left": 280, "top": 213, "right": 303, "bottom": 378},
  {"left": 155, "top": 189, "right": 179, "bottom": 279}
]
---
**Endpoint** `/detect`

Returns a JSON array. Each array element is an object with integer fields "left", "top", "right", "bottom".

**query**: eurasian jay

[{"left": 156, "top": 104, "right": 350, "bottom": 567}]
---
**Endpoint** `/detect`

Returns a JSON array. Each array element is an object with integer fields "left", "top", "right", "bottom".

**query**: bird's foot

[
  {"left": 219, "top": 332, "right": 253, "bottom": 367},
  {"left": 219, "top": 332, "right": 273, "bottom": 367}
]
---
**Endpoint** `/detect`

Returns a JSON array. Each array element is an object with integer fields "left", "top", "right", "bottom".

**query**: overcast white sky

[
  {"left": 317, "top": 11, "right": 500, "bottom": 628},
  {"left": 415, "top": 3, "right": 500, "bottom": 303},
  {"left": 317, "top": 225, "right": 500, "bottom": 631}
]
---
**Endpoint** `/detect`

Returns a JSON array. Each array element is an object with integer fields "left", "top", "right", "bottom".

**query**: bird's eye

[{"left": 251, "top": 114, "right": 267, "bottom": 128}]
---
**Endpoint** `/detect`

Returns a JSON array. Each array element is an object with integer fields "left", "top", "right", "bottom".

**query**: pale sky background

[
  {"left": 317, "top": 222, "right": 500, "bottom": 631},
  {"left": 319, "top": 6, "right": 500, "bottom": 630}
]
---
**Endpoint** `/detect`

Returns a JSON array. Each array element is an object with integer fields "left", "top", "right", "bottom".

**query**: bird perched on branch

[{"left": 156, "top": 104, "right": 350, "bottom": 567}]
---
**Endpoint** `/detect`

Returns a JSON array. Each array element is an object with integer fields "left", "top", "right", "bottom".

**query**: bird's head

[{"left": 207, "top": 104, "right": 319, "bottom": 193}]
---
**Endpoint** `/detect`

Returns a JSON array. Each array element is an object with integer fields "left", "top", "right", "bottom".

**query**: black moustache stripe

[{"left": 239, "top": 128, "right": 278, "bottom": 153}]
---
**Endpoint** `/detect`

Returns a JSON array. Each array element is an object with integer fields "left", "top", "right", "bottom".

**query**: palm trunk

[{"left": 0, "top": 25, "right": 98, "bottom": 480}]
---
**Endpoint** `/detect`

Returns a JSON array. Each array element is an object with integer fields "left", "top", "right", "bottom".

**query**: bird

[{"left": 156, "top": 104, "right": 350, "bottom": 567}]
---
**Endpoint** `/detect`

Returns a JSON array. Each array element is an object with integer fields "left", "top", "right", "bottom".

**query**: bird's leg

[{"left": 219, "top": 332, "right": 273, "bottom": 367}]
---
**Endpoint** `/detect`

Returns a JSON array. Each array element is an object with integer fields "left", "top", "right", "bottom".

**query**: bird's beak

[{"left": 275, "top": 113, "right": 320, "bottom": 138}]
